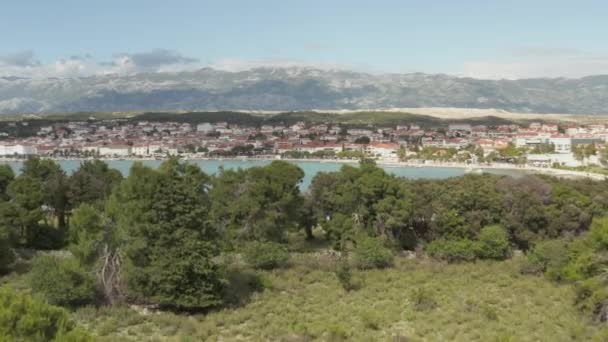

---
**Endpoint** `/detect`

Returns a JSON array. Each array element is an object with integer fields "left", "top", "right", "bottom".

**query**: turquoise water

[{"left": 1, "top": 159, "right": 527, "bottom": 189}]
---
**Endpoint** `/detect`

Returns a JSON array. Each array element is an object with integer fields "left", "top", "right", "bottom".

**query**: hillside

[{"left": 2, "top": 68, "right": 608, "bottom": 115}]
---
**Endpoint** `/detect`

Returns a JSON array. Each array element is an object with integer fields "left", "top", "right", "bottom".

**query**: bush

[
  {"left": 520, "top": 239, "right": 570, "bottom": 280},
  {"left": 335, "top": 259, "right": 355, "bottom": 291},
  {"left": 426, "top": 238, "right": 477, "bottom": 263},
  {"left": 242, "top": 241, "right": 290, "bottom": 270},
  {"left": 354, "top": 236, "right": 394, "bottom": 269},
  {"left": 574, "top": 276, "right": 608, "bottom": 322},
  {"left": 410, "top": 287, "right": 437, "bottom": 311},
  {"left": 0, "top": 287, "right": 92, "bottom": 341},
  {"left": 28, "top": 255, "right": 98, "bottom": 307},
  {"left": 476, "top": 225, "right": 511, "bottom": 260}
]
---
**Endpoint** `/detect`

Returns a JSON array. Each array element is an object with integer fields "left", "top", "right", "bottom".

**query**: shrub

[
  {"left": 335, "top": 259, "right": 355, "bottom": 291},
  {"left": 410, "top": 287, "right": 437, "bottom": 311},
  {"left": 426, "top": 238, "right": 477, "bottom": 263},
  {"left": 28, "top": 255, "right": 98, "bottom": 307},
  {"left": 354, "top": 236, "right": 394, "bottom": 269},
  {"left": 481, "top": 304, "right": 499, "bottom": 321},
  {"left": 242, "top": 241, "right": 290, "bottom": 270},
  {"left": 0, "top": 287, "right": 92, "bottom": 341},
  {"left": 520, "top": 239, "right": 570, "bottom": 280},
  {"left": 574, "top": 276, "right": 608, "bottom": 322},
  {"left": 476, "top": 225, "right": 511, "bottom": 260}
]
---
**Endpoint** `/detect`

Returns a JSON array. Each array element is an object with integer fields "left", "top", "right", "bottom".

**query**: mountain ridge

[{"left": 1, "top": 67, "right": 608, "bottom": 115}]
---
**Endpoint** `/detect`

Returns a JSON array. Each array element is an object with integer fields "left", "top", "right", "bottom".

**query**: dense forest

[{"left": 2, "top": 158, "right": 608, "bottom": 340}]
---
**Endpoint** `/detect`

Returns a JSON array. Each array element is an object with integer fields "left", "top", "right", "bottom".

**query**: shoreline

[{"left": 0, "top": 155, "right": 605, "bottom": 181}]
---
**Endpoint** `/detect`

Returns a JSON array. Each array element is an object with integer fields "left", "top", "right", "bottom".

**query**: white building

[
  {"left": 99, "top": 145, "right": 131, "bottom": 157},
  {"left": 515, "top": 134, "right": 544, "bottom": 148},
  {"left": 0, "top": 144, "right": 37, "bottom": 156},
  {"left": 131, "top": 145, "right": 150, "bottom": 156},
  {"left": 365, "top": 143, "right": 399, "bottom": 159},
  {"left": 196, "top": 123, "right": 214, "bottom": 133},
  {"left": 548, "top": 136, "right": 572, "bottom": 153},
  {"left": 347, "top": 128, "right": 373, "bottom": 136},
  {"left": 527, "top": 153, "right": 581, "bottom": 167}
]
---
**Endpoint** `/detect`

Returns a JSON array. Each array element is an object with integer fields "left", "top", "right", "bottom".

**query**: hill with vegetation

[{"left": 0, "top": 110, "right": 526, "bottom": 135}]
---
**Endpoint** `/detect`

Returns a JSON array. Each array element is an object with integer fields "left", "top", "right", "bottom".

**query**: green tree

[
  {"left": 109, "top": 160, "right": 223, "bottom": 310},
  {"left": 0, "top": 225, "right": 15, "bottom": 274},
  {"left": 354, "top": 136, "right": 370, "bottom": 144},
  {"left": 68, "top": 160, "right": 122, "bottom": 208},
  {"left": 22, "top": 157, "right": 69, "bottom": 230},
  {"left": 68, "top": 204, "right": 111, "bottom": 266},
  {"left": 0, "top": 165, "right": 15, "bottom": 201},
  {"left": 210, "top": 161, "right": 304, "bottom": 243},
  {"left": 6, "top": 175, "right": 48, "bottom": 247}
]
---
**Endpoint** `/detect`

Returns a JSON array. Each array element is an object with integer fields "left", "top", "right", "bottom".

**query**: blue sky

[{"left": 1, "top": 0, "right": 608, "bottom": 79}]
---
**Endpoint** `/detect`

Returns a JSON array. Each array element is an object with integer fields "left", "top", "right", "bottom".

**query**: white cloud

[
  {"left": 0, "top": 49, "right": 203, "bottom": 78},
  {"left": 0, "top": 50, "right": 39, "bottom": 67}
]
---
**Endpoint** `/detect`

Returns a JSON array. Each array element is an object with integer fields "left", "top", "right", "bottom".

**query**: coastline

[{"left": 0, "top": 155, "right": 605, "bottom": 181}]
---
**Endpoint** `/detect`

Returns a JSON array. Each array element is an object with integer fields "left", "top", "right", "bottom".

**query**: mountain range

[{"left": 1, "top": 67, "right": 608, "bottom": 115}]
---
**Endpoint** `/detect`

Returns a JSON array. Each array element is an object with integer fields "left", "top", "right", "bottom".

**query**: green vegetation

[
  {"left": 426, "top": 238, "right": 479, "bottom": 262},
  {"left": 0, "top": 287, "right": 91, "bottom": 341},
  {"left": 0, "top": 110, "right": 527, "bottom": 135},
  {"left": 28, "top": 254, "right": 98, "bottom": 307},
  {"left": 353, "top": 235, "right": 394, "bottom": 269},
  {"left": 70, "top": 260, "right": 607, "bottom": 340},
  {"left": 242, "top": 241, "right": 290, "bottom": 270},
  {"left": 109, "top": 159, "right": 224, "bottom": 311},
  {"left": 3, "top": 157, "right": 608, "bottom": 339},
  {"left": 476, "top": 225, "right": 511, "bottom": 259},
  {"left": 523, "top": 217, "right": 608, "bottom": 322}
]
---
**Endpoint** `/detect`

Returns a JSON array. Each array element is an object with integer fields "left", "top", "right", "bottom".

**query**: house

[
  {"left": 475, "top": 139, "right": 495, "bottom": 153},
  {"left": 274, "top": 142, "right": 294, "bottom": 154},
  {"left": 541, "top": 123, "right": 559, "bottom": 133}
]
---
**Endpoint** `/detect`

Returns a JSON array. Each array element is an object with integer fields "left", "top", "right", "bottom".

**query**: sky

[{"left": 1, "top": 0, "right": 608, "bottom": 79}]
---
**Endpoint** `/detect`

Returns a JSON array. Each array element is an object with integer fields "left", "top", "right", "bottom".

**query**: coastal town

[{"left": 0, "top": 118, "right": 606, "bottom": 170}]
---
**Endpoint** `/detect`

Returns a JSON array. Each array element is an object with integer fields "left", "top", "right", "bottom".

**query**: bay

[{"left": 0, "top": 159, "right": 528, "bottom": 189}]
